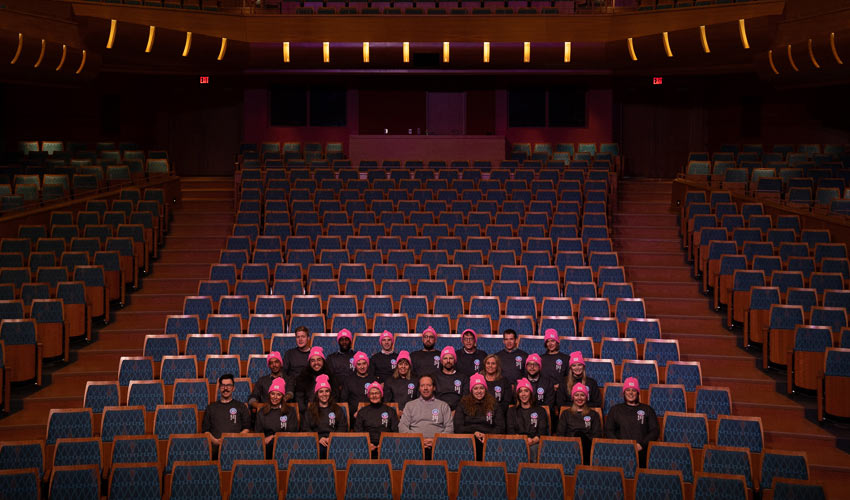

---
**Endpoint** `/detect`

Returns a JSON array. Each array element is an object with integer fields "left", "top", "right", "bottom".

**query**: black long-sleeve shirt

[
  {"left": 557, "top": 408, "right": 602, "bottom": 464},
  {"left": 453, "top": 399, "right": 506, "bottom": 435},
  {"left": 370, "top": 351, "right": 398, "bottom": 382},
  {"left": 604, "top": 403, "right": 659, "bottom": 450},
  {"left": 353, "top": 402, "right": 399, "bottom": 445},
  {"left": 410, "top": 349, "right": 441, "bottom": 376},
  {"left": 340, "top": 373, "right": 379, "bottom": 414},
  {"left": 432, "top": 370, "right": 468, "bottom": 410},
  {"left": 327, "top": 349, "right": 355, "bottom": 382},
  {"left": 485, "top": 376, "right": 514, "bottom": 414},
  {"left": 554, "top": 377, "right": 602, "bottom": 409},
  {"left": 283, "top": 348, "right": 310, "bottom": 378},
  {"left": 384, "top": 376, "right": 419, "bottom": 411},
  {"left": 300, "top": 404, "right": 349, "bottom": 438},
  {"left": 526, "top": 375, "right": 556, "bottom": 408},
  {"left": 294, "top": 370, "right": 339, "bottom": 415},
  {"left": 202, "top": 399, "right": 251, "bottom": 438},
  {"left": 254, "top": 404, "right": 300, "bottom": 436},
  {"left": 506, "top": 405, "right": 550, "bottom": 438},
  {"left": 249, "top": 373, "right": 294, "bottom": 406},
  {"left": 540, "top": 352, "right": 571, "bottom": 385},
  {"left": 495, "top": 349, "right": 528, "bottom": 384},
  {"left": 456, "top": 348, "right": 487, "bottom": 377}
]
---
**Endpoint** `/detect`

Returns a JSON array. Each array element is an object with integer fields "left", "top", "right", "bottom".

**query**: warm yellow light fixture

[
  {"left": 443, "top": 42, "right": 450, "bottom": 63},
  {"left": 323, "top": 42, "right": 330, "bottom": 63},
  {"left": 217, "top": 38, "right": 228, "bottom": 61},
  {"left": 787, "top": 44, "right": 798, "bottom": 72},
  {"left": 523, "top": 42, "right": 530, "bottom": 63},
  {"left": 768, "top": 49, "right": 778, "bottom": 74},
  {"left": 808, "top": 39, "right": 820, "bottom": 69},
  {"left": 362, "top": 42, "right": 369, "bottom": 63},
  {"left": 402, "top": 42, "right": 409, "bottom": 63},
  {"left": 56, "top": 44, "right": 67, "bottom": 71},
  {"left": 182, "top": 32, "right": 192, "bottom": 57},
  {"left": 662, "top": 32, "right": 673, "bottom": 58},
  {"left": 699, "top": 25, "right": 710, "bottom": 53},
  {"left": 564, "top": 42, "right": 571, "bottom": 63},
  {"left": 738, "top": 19, "right": 750, "bottom": 49},
  {"left": 10, "top": 33, "right": 22, "bottom": 64},
  {"left": 145, "top": 26, "right": 156, "bottom": 53},
  {"left": 830, "top": 32, "right": 843, "bottom": 65},
  {"left": 107, "top": 19, "right": 117, "bottom": 49},
  {"left": 75, "top": 49, "right": 87, "bottom": 74},
  {"left": 33, "top": 39, "right": 45, "bottom": 68},
  {"left": 483, "top": 42, "right": 490, "bottom": 63},
  {"left": 627, "top": 37, "right": 637, "bottom": 61},
  {"left": 283, "top": 42, "right": 290, "bottom": 63}
]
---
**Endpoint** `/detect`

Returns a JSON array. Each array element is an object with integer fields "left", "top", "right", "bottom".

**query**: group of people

[{"left": 201, "top": 325, "right": 659, "bottom": 464}]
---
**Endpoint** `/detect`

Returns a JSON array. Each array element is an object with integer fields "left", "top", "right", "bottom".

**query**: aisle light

[
  {"left": 33, "top": 39, "right": 45, "bottom": 68},
  {"left": 217, "top": 37, "right": 228, "bottom": 61},
  {"left": 523, "top": 42, "right": 530, "bottom": 63},
  {"left": 564, "top": 42, "right": 571, "bottom": 63},
  {"left": 75, "top": 49, "right": 87, "bottom": 74},
  {"left": 808, "top": 39, "right": 820, "bottom": 69},
  {"left": 786, "top": 44, "right": 798, "bottom": 72},
  {"left": 483, "top": 42, "right": 490, "bottom": 63},
  {"left": 56, "top": 44, "right": 67, "bottom": 71},
  {"left": 283, "top": 42, "right": 290, "bottom": 63},
  {"left": 662, "top": 32, "right": 673, "bottom": 58},
  {"left": 402, "top": 42, "right": 409, "bottom": 63},
  {"left": 738, "top": 19, "right": 749, "bottom": 49},
  {"left": 182, "top": 32, "right": 192, "bottom": 57},
  {"left": 362, "top": 42, "right": 369, "bottom": 63},
  {"left": 830, "top": 32, "right": 843, "bottom": 65},
  {"left": 699, "top": 25, "right": 710, "bottom": 53},
  {"left": 107, "top": 19, "right": 117, "bottom": 49},
  {"left": 323, "top": 42, "right": 330, "bottom": 63},
  {"left": 627, "top": 37, "right": 637, "bottom": 61},
  {"left": 768, "top": 49, "right": 778, "bottom": 74},
  {"left": 145, "top": 26, "right": 156, "bottom": 53},
  {"left": 10, "top": 33, "right": 22, "bottom": 64},
  {"left": 443, "top": 42, "right": 450, "bottom": 63}
]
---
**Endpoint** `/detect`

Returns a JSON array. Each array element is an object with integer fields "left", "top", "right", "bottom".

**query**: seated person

[
  {"left": 353, "top": 381, "right": 400, "bottom": 457},
  {"left": 254, "top": 377, "right": 299, "bottom": 456},
  {"left": 555, "top": 351, "right": 602, "bottom": 408},
  {"left": 398, "top": 375, "right": 453, "bottom": 456},
  {"left": 203, "top": 374, "right": 251, "bottom": 450},
  {"left": 556, "top": 382, "right": 601, "bottom": 464},
  {"left": 301, "top": 374, "right": 349, "bottom": 457},
  {"left": 604, "top": 377, "right": 659, "bottom": 467},
  {"left": 507, "top": 377, "right": 549, "bottom": 462},
  {"left": 453, "top": 373, "right": 506, "bottom": 459},
  {"left": 384, "top": 350, "right": 419, "bottom": 411}
]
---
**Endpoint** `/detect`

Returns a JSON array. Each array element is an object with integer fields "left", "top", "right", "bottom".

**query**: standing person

[
  {"left": 248, "top": 351, "right": 293, "bottom": 411},
  {"left": 370, "top": 330, "right": 398, "bottom": 382},
  {"left": 353, "top": 382, "right": 399, "bottom": 457},
  {"left": 294, "top": 346, "right": 337, "bottom": 413},
  {"left": 482, "top": 354, "right": 513, "bottom": 415},
  {"left": 203, "top": 374, "right": 251, "bottom": 450},
  {"left": 456, "top": 329, "right": 487, "bottom": 376},
  {"left": 340, "top": 351, "right": 379, "bottom": 419},
  {"left": 555, "top": 351, "right": 602, "bottom": 408},
  {"left": 454, "top": 373, "right": 506, "bottom": 459},
  {"left": 327, "top": 329, "right": 356, "bottom": 382},
  {"left": 604, "top": 377, "right": 659, "bottom": 467},
  {"left": 507, "top": 378, "right": 549, "bottom": 461},
  {"left": 495, "top": 329, "right": 527, "bottom": 385},
  {"left": 556, "top": 382, "right": 601, "bottom": 464},
  {"left": 410, "top": 326, "right": 440, "bottom": 375},
  {"left": 399, "top": 375, "right": 453, "bottom": 458},
  {"left": 524, "top": 353, "right": 556, "bottom": 408},
  {"left": 383, "top": 350, "right": 419, "bottom": 411},
  {"left": 539, "top": 329, "right": 570, "bottom": 386},
  {"left": 301, "top": 374, "right": 349, "bottom": 458},
  {"left": 432, "top": 346, "right": 468, "bottom": 410},
  {"left": 253, "top": 377, "right": 299, "bottom": 456},
  {"left": 283, "top": 326, "right": 312, "bottom": 378}
]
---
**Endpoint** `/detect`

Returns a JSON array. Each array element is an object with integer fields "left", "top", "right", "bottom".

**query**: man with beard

[
  {"left": 432, "top": 345, "right": 468, "bottom": 410},
  {"left": 495, "top": 329, "right": 527, "bottom": 385},
  {"left": 294, "top": 346, "right": 338, "bottom": 413},
  {"left": 283, "top": 326, "right": 312, "bottom": 378},
  {"left": 248, "top": 351, "right": 294, "bottom": 411},
  {"left": 327, "top": 328, "right": 355, "bottom": 382},
  {"left": 340, "top": 351, "right": 379, "bottom": 421},
  {"left": 410, "top": 326, "right": 441, "bottom": 375},
  {"left": 456, "top": 329, "right": 487, "bottom": 376},
  {"left": 524, "top": 353, "right": 556, "bottom": 413},
  {"left": 370, "top": 330, "right": 398, "bottom": 382}
]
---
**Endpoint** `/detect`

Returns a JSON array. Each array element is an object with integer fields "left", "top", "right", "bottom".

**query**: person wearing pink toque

[
  {"left": 456, "top": 329, "right": 487, "bottom": 376},
  {"left": 524, "top": 353, "right": 556, "bottom": 410},
  {"left": 353, "top": 381, "right": 399, "bottom": 455},
  {"left": 327, "top": 328, "right": 356, "bottom": 381},
  {"left": 384, "top": 350, "right": 419, "bottom": 411},
  {"left": 294, "top": 346, "right": 338, "bottom": 413},
  {"left": 555, "top": 350, "right": 601, "bottom": 408},
  {"left": 431, "top": 345, "right": 469, "bottom": 410},
  {"left": 410, "top": 325, "right": 441, "bottom": 375},
  {"left": 454, "top": 373, "right": 505, "bottom": 459},
  {"left": 507, "top": 377, "right": 550, "bottom": 461},
  {"left": 340, "top": 351, "right": 379, "bottom": 420},
  {"left": 539, "top": 328, "right": 571, "bottom": 386},
  {"left": 604, "top": 376, "right": 658, "bottom": 467},
  {"left": 302, "top": 373, "right": 349, "bottom": 457},
  {"left": 254, "top": 376, "right": 299, "bottom": 455},
  {"left": 556, "top": 382, "right": 601, "bottom": 464},
  {"left": 370, "top": 330, "right": 399, "bottom": 382},
  {"left": 249, "top": 351, "right": 293, "bottom": 411}
]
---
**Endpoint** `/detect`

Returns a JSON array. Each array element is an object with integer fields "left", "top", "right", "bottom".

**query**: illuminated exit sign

[{"left": 200, "top": 76, "right": 209, "bottom": 84}]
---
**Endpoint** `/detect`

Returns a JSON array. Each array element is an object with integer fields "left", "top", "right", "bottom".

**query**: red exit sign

[
  {"left": 653, "top": 77, "right": 663, "bottom": 85},
  {"left": 200, "top": 76, "right": 209, "bottom": 84}
]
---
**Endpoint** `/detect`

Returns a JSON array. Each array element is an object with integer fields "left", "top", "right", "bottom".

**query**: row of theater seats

[
  {"left": 241, "top": 141, "right": 344, "bottom": 163},
  {"left": 0, "top": 186, "right": 171, "bottom": 397},
  {"left": 13, "top": 406, "right": 815, "bottom": 498},
  {"left": 638, "top": 0, "right": 760, "bottom": 9},
  {"left": 240, "top": 157, "right": 616, "bottom": 172}
]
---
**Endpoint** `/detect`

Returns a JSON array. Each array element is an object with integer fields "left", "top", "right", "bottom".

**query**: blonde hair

[{"left": 483, "top": 354, "right": 502, "bottom": 380}]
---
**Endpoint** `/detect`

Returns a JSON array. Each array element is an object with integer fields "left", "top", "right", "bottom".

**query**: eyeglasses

[{"left": 220, "top": 383, "right": 234, "bottom": 388}]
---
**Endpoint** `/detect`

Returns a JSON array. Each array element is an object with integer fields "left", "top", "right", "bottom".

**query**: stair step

[
  {"left": 168, "top": 224, "right": 233, "bottom": 237},
  {"left": 614, "top": 226, "right": 680, "bottom": 238},
  {"left": 157, "top": 248, "right": 222, "bottom": 264},
  {"left": 147, "top": 263, "right": 211, "bottom": 279},
  {"left": 615, "top": 238, "right": 682, "bottom": 252},
  {"left": 626, "top": 266, "right": 694, "bottom": 282},
  {"left": 654, "top": 314, "right": 730, "bottom": 334},
  {"left": 163, "top": 236, "right": 229, "bottom": 250},
  {"left": 128, "top": 293, "right": 194, "bottom": 311},
  {"left": 171, "top": 213, "right": 235, "bottom": 225},
  {"left": 181, "top": 200, "right": 235, "bottom": 211},
  {"left": 633, "top": 281, "right": 705, "bottom": 299},
  {"left": 619, "top": 251, "right": 686, "bottom": 267},
  {"left": 613, "top": 214, "right": 678, "bottom": 226},
  {"left": 617, "top": 201, "right": 675, "bottom": 214},
  {"left": 644, "top": 297, "right": 715, "bottom": 316},
  {"left": 180, "top": 179, "right": 234, "bottom": 189},
  {"left": 136, "top": 278, "right": 199, "bottom": 294},
  {"left": 99, "top": 311, "right": 172, "bottom": 331}
]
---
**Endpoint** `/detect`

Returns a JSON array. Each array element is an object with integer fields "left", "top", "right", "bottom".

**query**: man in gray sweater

[{"left": 399, "top": 374, "right": 453, "bottom": 456}]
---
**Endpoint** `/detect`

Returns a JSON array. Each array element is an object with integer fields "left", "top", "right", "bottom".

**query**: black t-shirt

[
  {"left": 453, "top": 398, "right": 506, "bottom": 434},
  {"left": 604, "top": 403, "right": 659, "bottom": 449},
  {"left": 327, "top": 349, "right": 355, "bottom": 382},
  {"left": 540, "top": 351, "right": 571, "bottom": 385},
  {"left": 485, "top": 376, "right": 514, "bottom": 413},
  {"left": 384, "top": 376, "right": 420, "bottom": 411},
  {"left": 506, "top": 404, "right": 550, "bottom": 438},
  {"left": 301, "top": 404, "right": 349, "bottom": 438},
  {"left": 554, "top": 376, "right": 602, "bottom": 409},
  {"left": 249, "top": 373, "right": 294, "bottom": 405},
  {"left": 432, "top": 370, "right": 468, "bottom": 410},
  {"left": 353, "top": 402, "right": 400, "bottom": 445},
  {"left": 340, "top": 373, "right": 380, "bottom": 413},
  {"left": 410, "top": 349, "right": 441, "bottom": 376},
  {"left": 496, "top": 349, "right": 528, "bottom": 384},
  {"left": 202, "top": 399, "right": 251, "bottom": 438},
  {"left": 526, "top": 375, "right": 556, "bottom": 408},
  {"left": 283, "top": 347, "right": 310, "bottom": 378},
  {"left": 254, "top": 404, "right": 300, "bottom": 436},
  {"left": 370, "top": 351, "right": 398, "bottom": 382},
  {"left": 456, "top": 348, "right": 487, "bottom": 377},
  {"left": 294, "top": 369, "right": 339, "bottom": 414}
]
